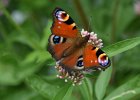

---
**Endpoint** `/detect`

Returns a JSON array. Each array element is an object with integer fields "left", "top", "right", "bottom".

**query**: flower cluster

[
  {"left": 81, "top": 29, "right": 103, "bottom": 48},
  {"left": 55, "top": 64, "right": 84, "bottom": 86}
]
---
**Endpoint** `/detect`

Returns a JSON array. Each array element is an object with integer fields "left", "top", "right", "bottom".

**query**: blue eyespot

[
  {"left": 77, "top": 60, "right": 83, "bottom": 67},
  {"left": 98, "top": 54, "right": 110, "bottom": 67},
  {"left": 75, "top": 56, "right": 84, "bottom": 70},
  {"left": 50, "top": 35, "right": 66, "bottom": 45},
  {"left": 53, "top": 36, "right": 61, "bottom": 44},
  {"left": 100, "top": 59, "right": 109, "bottom": 66}
]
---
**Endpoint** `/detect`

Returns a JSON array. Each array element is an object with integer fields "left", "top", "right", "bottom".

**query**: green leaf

[
  {"left": 40, "top": 20, "right": 52, "bottom": 49},
  {"left": 95, "top": 67, "right": 112, "bottom": 100},
  {"left": 23, "top": 50, "right": 52, "bottom": 64},
  {"left": 0, "top": 87, "right": 45, "bottom": 100},
  {"left": 115, "top": 0, "right": 135, "bottom": 35},
  {"left": 26, "top": 75, "right": 74, "bottom": 100},
  {"left": 79, "top": 78, "right": 93, "bottom": 100},
  {"left": 53, "top": 83, "right": 73, "bottom": 100},
  {"left": 103, "top": 37, "right": 140, "bottom": 57},
  {"left": 26, "top": 75, "right": 60, "bottom": 100},
  {"left": 104, "top": 75, "right": 140, "bottom": 100},
  {"left": 0, "top": 49, "right": 42, "bottom": 85}
]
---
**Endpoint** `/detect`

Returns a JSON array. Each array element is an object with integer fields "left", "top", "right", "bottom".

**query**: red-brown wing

[
  {"left": 51, "top": 8, "right": 79, "bottom": 38},
  {"left": 83, "top": 44, "right": 110, "bottom": 69},
  {"left": 52, "top": 19, "right": 78, "bottom": 38},
  {"left": 59, "top": 49, "right": 84, "bottom": 70},
  {"left": 48, "top": 40, "right": 72, "bottom": 60},
  {"left": 48, "top": 8, "right": 80, "bottom": 61},
  {"left": 59, "top": 43, "right": 110, "bottom": 70}
]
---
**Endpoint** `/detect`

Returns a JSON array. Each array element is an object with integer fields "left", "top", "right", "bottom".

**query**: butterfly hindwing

[
  {"left": 83, "top": 44, "right": 110, "bottom": 69},
  {"left": 59, "top": 49, "right": 84, "bottom": 70},
  {"left": 59, "top": 43, "right": 110, "bottom": 70}
]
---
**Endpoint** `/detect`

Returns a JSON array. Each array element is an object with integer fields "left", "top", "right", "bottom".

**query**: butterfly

[{"left": 47, "top": 8, "right": 111, "bottom": 80}]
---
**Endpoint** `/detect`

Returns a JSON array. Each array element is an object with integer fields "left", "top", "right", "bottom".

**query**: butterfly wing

[
  {"left": 59, "top": 43, "right": 110, "bottom": 71},
  {"left": 83, "top": 43, "right": 111, "bottom": 70},
  {"left": 59, "top": 48, "right": 84, "bottom": 70},
  {"left": 51, "top": 8, "right": 79, "bottom": 38},
  {"left": 48, "top": 8, "right": 80, "bottom": 61}
]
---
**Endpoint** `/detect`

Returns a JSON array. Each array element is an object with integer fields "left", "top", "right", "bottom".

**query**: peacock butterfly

[{"left": 47, "top": 8, "right": 111, "bottom": 85}]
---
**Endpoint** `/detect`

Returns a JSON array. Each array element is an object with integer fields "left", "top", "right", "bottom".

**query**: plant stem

[
  {"left": 111, "top": 0, "right": 120, "bottom": 83},
  {"left": 0, "top": 21, "right": 9, "bottom": 43},
  {"left": 72, "top": 0, "right": 91, "bottom": 31},
  {"left": 83, "top": 78, "right": 93, "bottom": 100},
  {"left": 111, "top": 0, "right": 120, "bottom": 43}
]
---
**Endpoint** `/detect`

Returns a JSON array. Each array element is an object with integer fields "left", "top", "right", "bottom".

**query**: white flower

[{"left": 80, "top": 29, "right": 103, "bottom": 48}]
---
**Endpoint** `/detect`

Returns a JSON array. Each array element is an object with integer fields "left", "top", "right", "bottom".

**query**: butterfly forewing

[
  {"left": 51, "top": 8, "right": 79, "bottom": 38},
  {"left": 48, "top": 8, "right": 80, "bottom": 61}
]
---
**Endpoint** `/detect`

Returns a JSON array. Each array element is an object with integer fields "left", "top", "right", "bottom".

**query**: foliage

[{"left": 0, "top": 0, "right": 140, "bottom": 100}]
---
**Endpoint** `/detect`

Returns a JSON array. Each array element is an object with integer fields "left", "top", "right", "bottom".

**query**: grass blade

[
  {"left": 79, "top": 78, "right": 93, "bottom": 100},
  {"left": 53, "top": 83, "right": 73, "bottom": 100},
  {"left": 26, "top": 75, "right": 59, "bottom": 100},
  {"left": 103, "top": 37, "right": 140, "bottom": 57},
  {"left": 95, "top": 67, "right": 112, "bottom": 100},
  {"left": 104, "top": 75, "right": 140, "bottom": 100}
]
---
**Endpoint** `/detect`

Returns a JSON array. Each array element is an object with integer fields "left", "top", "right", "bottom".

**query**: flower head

[
  {"left": 81, "top": 29, "right": 103, "bottom": 48},
  {"left": 55, "top": 64, "right": 84, "bottom": 86}
]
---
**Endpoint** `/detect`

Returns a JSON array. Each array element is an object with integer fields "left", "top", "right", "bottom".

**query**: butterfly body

[
  {"left": 64, "top": 36, "right": 90, "bottom": 56},
  {"left": 48, "top": 7, "right": 110, "bottom": 72}
]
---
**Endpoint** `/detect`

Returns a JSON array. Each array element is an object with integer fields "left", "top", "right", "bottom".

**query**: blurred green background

[{"left": 0, "top": 0, "right": 140, "bottom": 100}]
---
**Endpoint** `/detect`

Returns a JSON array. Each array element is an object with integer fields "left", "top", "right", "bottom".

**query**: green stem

[
  {"left": 0, "top": 21, "right": 9, "bottom": 44},
  {"left": 84, "top": 78, "right": 93, "bottom": 100},
  {"left": 110, "top": 0, "right": 120, "bottom": 83},
  {"left": 111, "top": 0, "right": 120, "bottom": 43},
  {"left": 0, "top": 21, "right": 21, "bottom": 60},
  {"left": 72, "top": 0, "right": 91, "bottom": 31}
]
